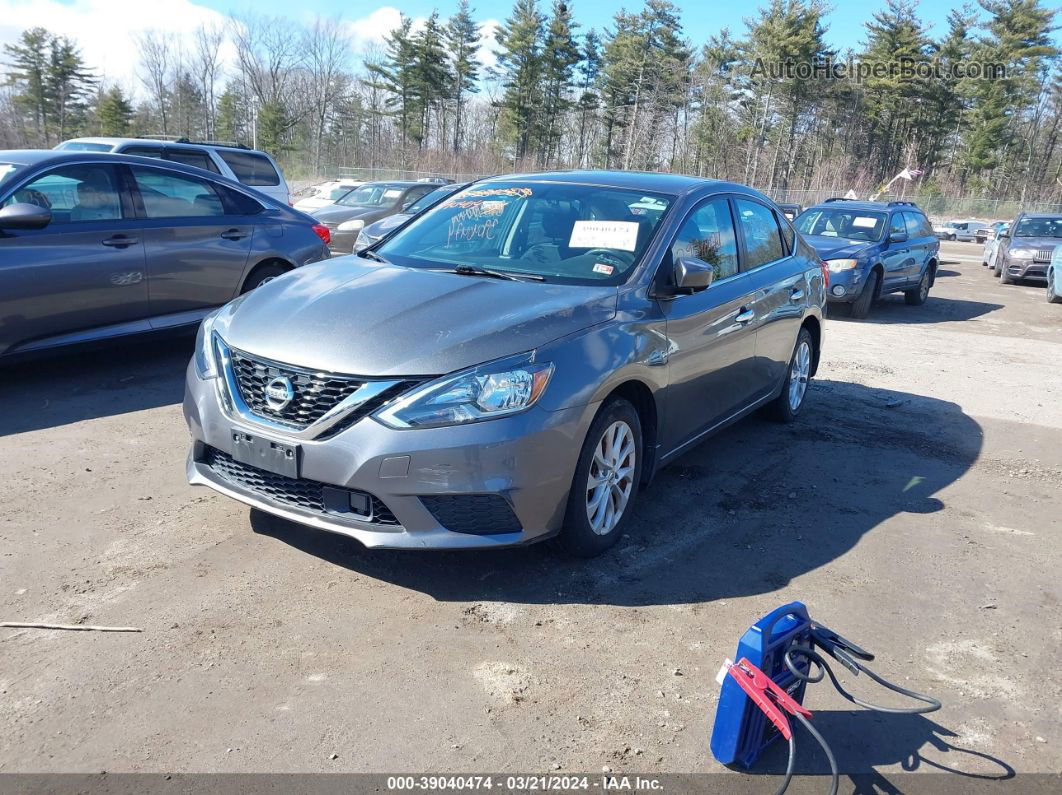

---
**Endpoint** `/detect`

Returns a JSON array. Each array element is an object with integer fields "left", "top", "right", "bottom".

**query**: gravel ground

[{"left": 1, "top": 241, "right": 1059, "bottom": 784}]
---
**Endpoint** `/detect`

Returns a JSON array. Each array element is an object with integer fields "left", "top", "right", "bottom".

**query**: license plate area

[{"left": 230, "top": 430, "right": 299, "bottom": 478}]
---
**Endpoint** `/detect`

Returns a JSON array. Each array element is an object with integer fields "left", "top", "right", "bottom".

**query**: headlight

[
  {"left": 374, "top": 352, "right": 555, "bottom": 429},
  {"left": 1008, "top": 248, "right": 1034, "bottom": 258},
  {"left": 825, "top": 259, "right": 859, "bottom": 272},
  {"left": 194, "top": 310, "right": 221, "bottom": 379},
  {"left": 337, "top": 218, "right": 365, "bottom": 232}
]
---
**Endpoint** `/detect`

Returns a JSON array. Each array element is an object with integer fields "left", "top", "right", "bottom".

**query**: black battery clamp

[{"left": 710, "top": 603, "right": 942, "bottom": 795}]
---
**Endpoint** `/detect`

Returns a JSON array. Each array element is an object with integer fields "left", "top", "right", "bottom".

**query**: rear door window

[
  {"left": 735, "top": 199, "right": 784, "bottom": 269},
  {"left": 216, "top": 150, "right": 280, "bottom": 186},
  {"left": 165, "top": 147, "right": 220, "bottom": 174},
  {"left": 122, "top": 145, "right": 165, "bottom": 160},
  {"left": 130, "top": 166, "right": 229, "bottom": 219}
]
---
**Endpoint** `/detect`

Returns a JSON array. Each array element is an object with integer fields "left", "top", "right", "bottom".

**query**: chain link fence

[{"left": 297, "top": 169, "right": 1062, "bottom": 223}]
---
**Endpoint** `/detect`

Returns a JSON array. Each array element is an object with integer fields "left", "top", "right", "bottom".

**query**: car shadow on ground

[
  {"left": 0, "top": 334, "right": 192, "bottom": 436},
  {"left": 829, "top": 295, "right": 1003, "bottom": 325},
  {"left": 933, "top": 268, "right": 962, "bottom": 277},
  {"left": 745, "top": 711, "right": 1014, "bottom": 788},
  {"left": 252, "top": 379, "right": 982, "bottom": 608}
]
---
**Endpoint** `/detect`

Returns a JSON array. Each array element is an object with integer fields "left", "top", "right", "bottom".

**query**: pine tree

[
  {"left": 412, "top": 11, "right": 452, "bottom": 147},
  {"left": 445, "top": 0, "right": 482, "bottom": 153},
  {"left": 46, "top": 35, "right": 95, "bottom": 142},
  {"left": 4, "top": 28, "right": 55, "bottom": 144},
  {"left": 538, "top": 0, "right": 581, "bottom": 166},
  {"left": 366, "top": 16, "right": 419, "bottom": 147},
  {"left": 495, "top": 0, "right": 545, "bottom": 163},
  {"left": 95, "top": 85, "right": 133, "bottom": 136}
]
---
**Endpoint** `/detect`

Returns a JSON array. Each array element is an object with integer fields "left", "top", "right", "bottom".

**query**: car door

[
  {"left": 880, "top": 213, "right": 911, "bottom": 291},
  {"left": 127, "top": 164, "right": 254, "bottom": 320},
  {"left": 736, "top": 199, "right": 806, "bottom": 389},
  {"left": 659, "top": 196, "right": 761, "bottom": 451},
  {"left": 0, "top": 162, "right": 149, "bottom": 355}
]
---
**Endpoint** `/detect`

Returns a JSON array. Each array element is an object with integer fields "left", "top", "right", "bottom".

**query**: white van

[{"left": 55, "top": 137, "right": 291, "bottom": 206}]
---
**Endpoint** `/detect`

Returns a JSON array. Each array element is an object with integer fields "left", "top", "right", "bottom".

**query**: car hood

[
  {"left": 1008, "top": 236, "right": 1060, "bottom": 250},
  {"left": 802, "top": 234, "right": 874, "bottom": 260},
  {"left": 216, "top": 258, "right": 618, "bottom": 377},
  {"left": 313, "top": 204, "right": 383, "bottom": 224}
]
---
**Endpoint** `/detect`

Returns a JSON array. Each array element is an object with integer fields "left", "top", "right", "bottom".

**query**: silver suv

[{"left": 184, "top": 171, "right": 826, "bottom": 557}]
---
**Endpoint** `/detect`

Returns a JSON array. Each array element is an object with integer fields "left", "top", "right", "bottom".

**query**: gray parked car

[
  {"left": 0, "top": 150, "right": 330, "bottom": 359},
  {"left": 355, "top": 182, "right": 467, "bottom": 251},
  {"left": 992, "top": 212, "right": 1061, "bottom": 284},
  {"left": 314, "top": 181, "right": 441, "bottom": 254},
  {"left": 185, "top": 171, "right": 826, "bottom": 557}
]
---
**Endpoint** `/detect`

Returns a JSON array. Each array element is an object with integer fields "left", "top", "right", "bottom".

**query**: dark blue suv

[{"left": 793, "top": 200, "right": 939, "bottom": 318}]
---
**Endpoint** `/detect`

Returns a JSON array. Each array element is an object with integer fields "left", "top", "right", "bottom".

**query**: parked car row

[{"left": 982, "top": 212, "right": 1062, "bottom": 300}]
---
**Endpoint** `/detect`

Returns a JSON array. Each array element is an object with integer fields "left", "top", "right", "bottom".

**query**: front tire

[
  {"left": 905, "top": 269, "right": 931, "bottom": 305},
  {"left": 850, "top": 270, "right": 879, "bottom": 319},
  {"left": 768, "top": 328, "right": 814, "bottom": 423},
  {"left": 557, "top": 399, "right": 643, "bottom": 558},
  {"left": 1000, "top": 266, "right": 1015, "bottom": 285}
]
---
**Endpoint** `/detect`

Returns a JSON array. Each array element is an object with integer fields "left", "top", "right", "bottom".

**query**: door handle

[
  {"left": 220, "top": 229, "right": 248, "bottom": 241},
  {"left": 790, "top": 288, "right": 805, "bottom": 302},
  {"left": 101, "top": 235, "right": 138, "bottom": 248},
  {"left": 735, "top": 308, "right": 755, "bottom": 324}
]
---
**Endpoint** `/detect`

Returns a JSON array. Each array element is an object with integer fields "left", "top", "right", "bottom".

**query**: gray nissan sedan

[{"left": 185, "top": 171, "right": 826, "bottom": 556}]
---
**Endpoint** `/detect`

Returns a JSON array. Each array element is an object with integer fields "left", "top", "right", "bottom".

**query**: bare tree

[
  {"left": 192, "top": 23, "right": 225, "bottom": 139},
  {"left": 135, "top": 30, "right": 173, "bottom": 134},
  {"left": 304, "top": 16, "right": 351, "bottom": 174}
]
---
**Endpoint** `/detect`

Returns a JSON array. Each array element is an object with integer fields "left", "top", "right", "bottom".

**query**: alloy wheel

[
  {"left": 585, "top": 420, "right": 636, "bottom": 536},
  {"left": 789, "top": 339, "right": 811, "bottom": 412}
]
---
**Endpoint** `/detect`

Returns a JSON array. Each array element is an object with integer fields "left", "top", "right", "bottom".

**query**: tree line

[{"left": 1, "top": 0, "right": 1059, "bottom": 204}]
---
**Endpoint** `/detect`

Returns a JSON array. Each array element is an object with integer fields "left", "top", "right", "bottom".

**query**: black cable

[
  {"left": 793, "top": 711, "right": 838, "bottom": 795},
  {"left": 784, "top": 644, "right": 942, "bottom": 714},
  {"left": 771, "top": 730, "right": 797, "bottom": 795}
]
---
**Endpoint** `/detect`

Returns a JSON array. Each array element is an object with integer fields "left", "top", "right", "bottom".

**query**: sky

[{"left": 0, "top": 0, "right": 1052, "bottom": 93}]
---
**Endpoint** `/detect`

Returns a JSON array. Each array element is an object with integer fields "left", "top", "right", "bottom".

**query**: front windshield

[
  {"left": 1013, "top": 217, "right": 1062, "bottom": 238},
  {"left": 375, "top": 182, "right": 674, "bottom": 285},
  {"left": 794, "top": 208, "right": 886, "bottom": 242},
  {"left": 55, "top": 142, "right": 114, "bottom": 152},
  {"left": 338, "top": 183, "right": 406, "bottom": 208},
  {"left": 327, "top": 186, "right": 355, "bottom": 200}
]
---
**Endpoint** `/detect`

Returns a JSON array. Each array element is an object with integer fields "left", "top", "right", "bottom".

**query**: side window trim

[{"left": 126, "top": 163, "right": 232, "bottom": 221}]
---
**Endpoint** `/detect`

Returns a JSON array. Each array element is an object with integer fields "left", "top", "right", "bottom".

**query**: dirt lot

[{"left": 1, "top": 241, "right": 1060, "bottom": 785}]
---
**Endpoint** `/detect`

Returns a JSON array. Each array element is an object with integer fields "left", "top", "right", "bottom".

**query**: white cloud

[{"left": 0, "top": 0, "right": 226, "bottom": 92}]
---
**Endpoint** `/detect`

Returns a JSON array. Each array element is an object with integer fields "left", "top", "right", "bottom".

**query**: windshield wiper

[
  {"left": 437, "top": 264, "right": 544, "bottom": 282},
  {"left": 359, "top": 249, "right": 391, "bottom": 264}
]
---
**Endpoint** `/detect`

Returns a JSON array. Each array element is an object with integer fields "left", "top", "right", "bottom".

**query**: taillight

[
  {"left": 819, "top": 258, "right": 829, "bottom": 288},
  {"left": 312, "top": 224, "right": 331, "bottom": 246}
]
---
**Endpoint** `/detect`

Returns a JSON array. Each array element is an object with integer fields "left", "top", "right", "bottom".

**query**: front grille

[
  {"left": 205, "top": 447, "right": 400, "bottom": 526},
  {"left": 420, "top": 494, "right": 523, "bottom": 535},
  {"left": 231, "top": 349, "right": 363, "bottom": 428},
  {"left": 1034, "top": 248, "right": 1054, "bottom": 262}
]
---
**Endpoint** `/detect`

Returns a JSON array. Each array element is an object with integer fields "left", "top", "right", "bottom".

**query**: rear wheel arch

[{"left": 240, "top": 258, "right": 293, "bottom": 293}]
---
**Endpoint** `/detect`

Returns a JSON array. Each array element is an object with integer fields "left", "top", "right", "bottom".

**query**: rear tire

[
  {"left": 904, "top": 269, "right": 931, "bottom": 306},
  {"left": 241, "top": 263, "right": 289, "bottom": 293},
  {"left": 849, "top": 270, "right": 879, "bottom": 319},
  {"left": 767, "top": 328, "right": 814, "bottom": 423},
  {"left": 557, "top": 399, "right": 643, "bottom": 558}
]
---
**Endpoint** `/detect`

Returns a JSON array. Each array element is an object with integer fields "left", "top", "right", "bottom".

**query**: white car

[
  {"left": 292, "top": 180, "right": 363, "bottom": 213},
  {"left": 982, "top": 222, "right": 1011, "bottom": 268},
  {"left": 55, "top": 137, "right": 291, "bottom": 206},
  {"left": 933, "top": 219, "right": 982, "bottom": 242}
]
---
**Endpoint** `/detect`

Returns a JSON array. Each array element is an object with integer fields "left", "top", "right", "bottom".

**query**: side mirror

[
  {"left": 0, "top": 202, "right": 52, "bottom": 230},
  {"left": 674, "top": 256, "right": 715, "bottom": 292},
  {"left": 889, "top": 231, "right": 908, "bottom": 243}
]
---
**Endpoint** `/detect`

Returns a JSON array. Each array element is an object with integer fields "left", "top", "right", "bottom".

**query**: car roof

[
  {"left": 61, "top": 137, "right": 269, "bottom": 155},
  {"left": 1017, "top": 212, "right": 1062, "bottom": 219},
  {"left": 0, "top": 150, "right": 279, "bottom": 200},
  {"left": 807, "top": 200, "right": 915, "bottom": 213},
  {"left": 476, "top": 169, "right": 740, "bottom": 197},
  {"left": 355, "top": 180, "right": 425, "bottom": 189}
]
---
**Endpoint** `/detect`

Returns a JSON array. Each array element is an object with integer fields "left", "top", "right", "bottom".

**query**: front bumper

[
  {"left": 1003, "top": 258, "right": 1049, "bottom": 282},
  {"left": 184, "top": 360, "right": 594, "bottom": 549},
  {"left": 823, "top": 268, "right": 864, "bottom": 302}
]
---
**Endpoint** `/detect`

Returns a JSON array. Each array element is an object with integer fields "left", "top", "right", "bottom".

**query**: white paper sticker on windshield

[
  {"left": 852, "top": 216, "right": 878, "bottom": 228},
  {"left": 569, "top": 220, "right": 640, "bottom": 252},
  {"left": 383, "top": 189, "right": 403, "bottom": 199}
]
